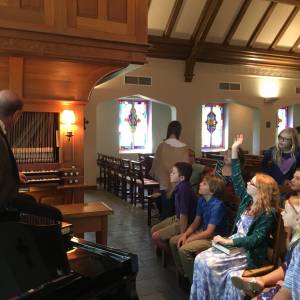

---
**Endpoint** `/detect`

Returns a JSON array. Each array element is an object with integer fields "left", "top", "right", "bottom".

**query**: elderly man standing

[{"left": 0, "top": 89, "right": 61, "bottom": 220}]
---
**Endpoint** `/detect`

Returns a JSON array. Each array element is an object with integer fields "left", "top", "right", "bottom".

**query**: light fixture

[
  {"left": 61, "top": 110, "right": 75, "bottom": 141},
  {"left": 259, "top": 78, "right": 279, "bottom": 98}
]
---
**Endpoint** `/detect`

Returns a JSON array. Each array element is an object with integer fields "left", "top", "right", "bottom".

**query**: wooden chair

[
  {"left": 131, "top": 161, "right": 159, "bottom": 208},
  {"left": 147, "top": 193, "right": 161, "bottom": 226},
  {"left": 119, "top": 159, "right": 133, "bottom": 202},
  {"left": 97, "top": 153, "right": 107, "bottom": 189},
  {"left": 243, "top": 210, "right": 286, "bottom": 277}
]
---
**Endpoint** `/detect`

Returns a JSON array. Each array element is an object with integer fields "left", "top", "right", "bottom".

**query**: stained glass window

[
  {"left": 119, "top": 100, "right": 150, "bottom": 153},
  {"left": 201, "top": 104, "right": 225, "bottom": 149},
  {"left": 277, "top": 107, "right": 288, "bottom": 134}
]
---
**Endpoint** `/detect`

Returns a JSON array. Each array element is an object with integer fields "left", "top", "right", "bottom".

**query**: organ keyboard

[{"left": 20, "top": 167, "right": 82, "bottom": 187}]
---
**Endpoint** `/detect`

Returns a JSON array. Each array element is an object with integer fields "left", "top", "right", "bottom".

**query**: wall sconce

[
  {"left": 62, "top": 110, "right": 75, "bottom": 141},
  {"left": 259, "top": 78, "right": 279, "bottom": 98}
]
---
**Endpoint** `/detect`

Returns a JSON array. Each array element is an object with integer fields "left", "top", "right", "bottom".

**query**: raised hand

[{"left": 232, "top": 134, "right": 244, "bottom": 149}]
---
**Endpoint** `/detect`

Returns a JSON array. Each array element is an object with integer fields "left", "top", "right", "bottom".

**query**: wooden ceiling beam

[
  {"left": 224, "top": 0, "right": 252, "bottom": 45},
  {"left": 148, "top": 36, "right": 300, "bottom": 71},
  {"left": 267, "top": 0, "right": 300, "bottom": 6},
  {"left": 197, "top": 42, "right": 300, "bottom": 70},
  {"left": 247, "top": 2, "right": 277, "bottom": 48},
  {"left": 164, "top": 0, "right": 183, "bottom": 38},
  {"left": 148, "top": 35, "right": 192, "bottom": 60},
  {"left": 291, "top": 34, "right": 300, "bottom": 52},
  {"left": 270, "top": 6, "right": 299, "bottom": 49},
  {"left": 185, "top": 0, "right": 223, "bottom": 82}
]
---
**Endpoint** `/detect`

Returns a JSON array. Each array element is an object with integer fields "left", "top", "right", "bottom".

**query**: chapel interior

[{"left": 1, "top": 0, "right": 300, "bottom": 299}]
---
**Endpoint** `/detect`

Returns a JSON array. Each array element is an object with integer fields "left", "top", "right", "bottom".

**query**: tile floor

[{"left": 84, "top": 189, "right": 189, "bottom": 300}]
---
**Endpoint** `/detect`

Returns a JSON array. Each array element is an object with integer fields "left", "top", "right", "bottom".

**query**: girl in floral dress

[{"left": 190, "top": 134, "right": 280, "bottom": 300}]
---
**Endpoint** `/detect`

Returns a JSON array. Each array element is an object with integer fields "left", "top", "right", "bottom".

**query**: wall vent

[
  {"left": 296, "top": 87, "right": 300, "bottom": 94},
  {"left": 219, "top": 82, "right": 240, "bottom": 91},
  {"left": 125, "top": 75, "right": 152, "bottom": 86}
]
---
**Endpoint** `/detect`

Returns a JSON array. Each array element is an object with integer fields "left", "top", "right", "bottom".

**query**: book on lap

[{"left": 212, "top": 241, "right": 240, "bottom": 255}]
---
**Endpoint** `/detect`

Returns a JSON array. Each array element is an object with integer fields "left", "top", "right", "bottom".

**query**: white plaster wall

[{"left": 84, "top": 58, "right": 300, "bottom": 185}]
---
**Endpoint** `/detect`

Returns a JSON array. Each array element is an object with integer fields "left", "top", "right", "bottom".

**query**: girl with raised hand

[
  {"left": 232, "top": 195, "right": 300, "bottom": 299},
  {"left": 190, "top": 134, "right": 279, "bottom": 300}
]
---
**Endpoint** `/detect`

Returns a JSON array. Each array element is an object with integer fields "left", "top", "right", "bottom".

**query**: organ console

[{"left": 8, "top": 111, "right": 85, "bottom": 204}]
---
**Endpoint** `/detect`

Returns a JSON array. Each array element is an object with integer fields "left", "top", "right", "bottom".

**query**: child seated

[
  {"left": 151, "top": 162, "right": 197, "bottom": 253},
  {"left": 274, "top": 241, "right": 300, "bottom": 300},
  {"left": 232, "top": 196, "right": 300, "bottom": 299},
  {"left": 190, "top": 134, "right": 280, "bottom": 300},
  {"left": 169, "top": 175, "right": 227, "bottom": 283}
]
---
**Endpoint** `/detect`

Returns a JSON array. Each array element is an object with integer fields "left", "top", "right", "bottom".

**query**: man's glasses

[{"left": 287, "top": 198, "right": 299, "bottom": 215}]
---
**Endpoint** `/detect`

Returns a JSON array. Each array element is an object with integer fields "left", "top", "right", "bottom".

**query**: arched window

[
  {"left": 201, "top": 104, "right": 225, "bottom": 149},
  {"left": 277, "top": 107, "right": 288, "bottom": 134},
  {"left": 118, "top": 99, "right": 151, "bottom": 153}
]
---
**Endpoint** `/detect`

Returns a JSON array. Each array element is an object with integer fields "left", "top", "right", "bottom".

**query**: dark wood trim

[
  {"left": 164, "top": 0, "right": 183, "bottom": 38},
  {"left": 291, "top": 34, "right": 300, "bottom": 52},
  {"left": 0, "top": 28, "right": 148, "bottom": 65},
  {"left": 191, "top": 0, "right": 213, "bottom": 41},
  {"left": 269, "top": 6, "right": 299, "bottom": 49},
  {"left": 197, "top": 43, "right": 300, "bottom": 70},
  {"left": 184, "top": 59, "right": 196, "bottom": 82},
  {"left": 267, "top": 0, "right": 300, "bottom": 6},
  {"left": 148, "top": 35, "right": 192, "bottom": 60},
  {"left": 148, "top": 0, "right": 152, "bottom": 9},
  {"left": 247, "top": 2, "right": 277, "bottom": 48},
  {"left": 148, "top": 36, "right": 300, "bottom": 70},
  {"left": 186, "top": 0, "right": 223, "bottom": 82},
  {"left": 224, "top": 0, "right": 252, "bottom": 45}
]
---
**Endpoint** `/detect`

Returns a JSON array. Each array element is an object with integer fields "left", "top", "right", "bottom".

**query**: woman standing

[{"left": 150, "top": 121, "right": 189, "bottom": 219}]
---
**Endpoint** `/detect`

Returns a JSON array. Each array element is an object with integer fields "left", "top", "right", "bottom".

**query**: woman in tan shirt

[{"left": 150, "top": 121, "right": 189, "bottom": 219}]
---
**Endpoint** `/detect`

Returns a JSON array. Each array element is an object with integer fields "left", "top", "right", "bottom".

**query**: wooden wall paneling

[
  {"left": 44, "top": 0, "right": 54, "bottom": 26},
  {"left": 135, "top": 0, "right": 147, "bottom": 42},
  {"left": 1, "top": 0, "right": 20, "bottom": 8},
  {"left": 8, "top": 56, "right": 23, "bottom": 96},
  {"left": 66, "top": 0, "right": 77, "bottom": 28},
  {"left": 22, "top": 58, "right": 118, "bottom": 100},
  {"left": 0, "top": 56, "right": 9, "bottom": 90},
  {"left": 0, "top": 5, "right": 44, "bottom": 24},
  {"left": 107, "top": 0, "right": 127, "bottom": 23},
  {"left": 0, "top": 0, "right": 148, "bottom": 45},
  {"left": 77, "top": 0, "right": 98, "bottom": 18},
  {"left": 53, "top": 0, "right": 68, "bottom": 31},
  {"left": 99, "top": 0, "right": 107, "bottom": 20},
  {"left": 20, "top": 0, "right": 44, "bottom": 11}
]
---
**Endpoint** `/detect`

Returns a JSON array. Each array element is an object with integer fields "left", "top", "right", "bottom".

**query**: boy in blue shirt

[
  {"left": 151, "top": 162, "right": 197, "bottom": 254},
  {"left": 169, "top": 175, "right": 227, "bottom": 283}
]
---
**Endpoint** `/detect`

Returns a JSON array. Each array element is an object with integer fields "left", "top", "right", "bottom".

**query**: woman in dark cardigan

[{"left": 190, "top": 134, "right": 280, "bottom": 300}]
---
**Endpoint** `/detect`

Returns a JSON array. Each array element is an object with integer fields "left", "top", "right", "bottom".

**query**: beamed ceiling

[{"left": 147, "top": 0, "right": 300, "bottom": 81}]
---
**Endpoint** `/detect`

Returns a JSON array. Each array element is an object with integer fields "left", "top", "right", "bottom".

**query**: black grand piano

[{"left": 0, "top": 212, "right": 139, "bottom": 300}]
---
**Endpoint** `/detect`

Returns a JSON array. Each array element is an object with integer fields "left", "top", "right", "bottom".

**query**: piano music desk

[{"left": 54, "top": 202, "right": 113, "bottom": 245}]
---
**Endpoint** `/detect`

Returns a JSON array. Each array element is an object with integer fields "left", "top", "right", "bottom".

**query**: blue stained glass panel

[
  {"left": 118, "top": 100, "right": 149, "bottom": 152},
  {"left": 201, "top": 104, "right": 225, "bottom": 149}
]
